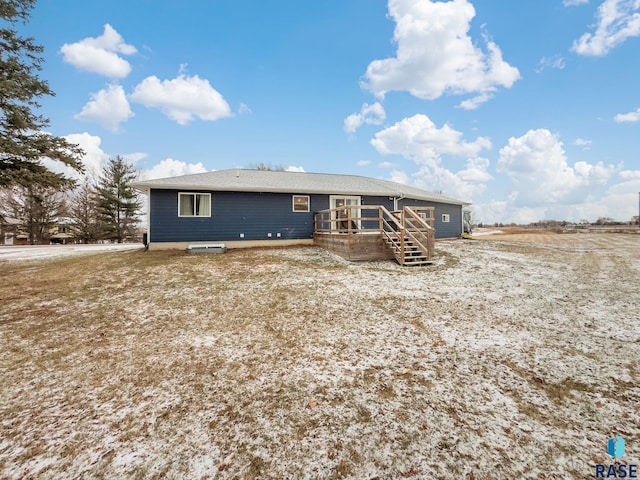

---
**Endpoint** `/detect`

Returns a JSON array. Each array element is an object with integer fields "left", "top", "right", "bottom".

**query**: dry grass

[{"left": 1, "top": 234, "right": 639, "bottom": 479}]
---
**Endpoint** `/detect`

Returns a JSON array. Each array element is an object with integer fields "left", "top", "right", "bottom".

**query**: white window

[
  {"left": 178, "top": 193, "right": 211, "bottom": 217},
  {"left": 292, "top": 195, "right": 310, "bottom": 212},
  {"left": 442, "top": 213, "right": 450, "bottom": 223}
]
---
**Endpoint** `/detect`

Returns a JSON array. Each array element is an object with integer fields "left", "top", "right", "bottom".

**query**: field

[{"left": 1, "top": 234, "right": 639, "bottom": 479}]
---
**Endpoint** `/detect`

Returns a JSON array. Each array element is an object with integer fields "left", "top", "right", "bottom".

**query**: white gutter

[{"left": 392, "top": 195, "right": 405, "bottom": 210}]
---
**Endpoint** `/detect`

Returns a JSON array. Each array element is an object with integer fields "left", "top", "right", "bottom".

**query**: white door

[
  {"left": 330, "top": 196, "right": 361, "bottom": 231},
  {"left": 4, "top": 233, "right": 13, "bottom": 245}
]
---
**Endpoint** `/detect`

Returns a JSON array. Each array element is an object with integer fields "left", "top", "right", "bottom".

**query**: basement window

[
  {"left": 442, "top": 213, "right": 450, "bottom": 223},
  {"left": 178, "top": 193, "right": 211, "bottom": 217},
  {"left": 292, "top": 195, "right": 310, "bottom": 212}
]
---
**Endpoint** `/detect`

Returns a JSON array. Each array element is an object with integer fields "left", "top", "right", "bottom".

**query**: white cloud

[
  {"left": 497, "top": 129, "right": 615, "bottom": 207},
  {"left": 571, "top": 0, "right": 640, "bottom": 56},
  {"left": 410, "top": 157, "right": 492, "bottom": 200},
  {"left": 389, "top": 170, "right": 409, "bottom": 184},
  {"left": 74, "top": 84, "right": 134, "bottom": 132},
  {"left": 379, "top": 161, "right": 399, "bottom": 168},
  {"left": 371, "top": 114, "right": 492, "bottom": 199},
  {"left": 362, "top": 0, "right": 520, "bottom": 101},
  {"left": 238, "top": 103, "right": 253, "bottom": 115},
  {"left": 587, "top": 170, "right": 640, "bottom": 222},
  {"left": 371, "top": 114, "right": 491, "bottom": 164},
  {"left": 457, "top": 92, "right": 494, "bottom": 111},
  {"left": 343, "top": 103, "right": 386, "bottom": 134},
  {"left": 123, "top": 152, "right": 148, "bottom": 165},
  {"left": 574, "top": 138, "right": 592, "bottom": 148},
  {"left": 130, "top": 74, "right": 232, "bottom": 125},
  {"left": 614, "top": 106, "right": 640, "bottom": 122},
  {"left": 563, "top": 0, "right": 589, "bottom": 6},
  {"left": 38, "top": 132, "right": 110, "bottom": 184},
  {"left": 42, "top": 133, "right": 158, "bottom": 186},
  {"left": 457, "top": 157, "right": 494, "bottom": 183},
  {"left": 470, "top": 199, "right": 509, "bottom": 225},
  {"left": 65, "top": 132, "right": 111, "bottom": 180},
  {"left": 535, "top": 55, "right": 566, "bottom": 73},
  {"left": 357, "top": 160, "right": 371, "bottom": 167},
  {"left": 285, "top": 165, "right": 305, "bottom": 172},
  {"left": 473, "top": 190, "right": 600, "bottom": 225},
  {"left": 619, "top": 169, "right": 640, "bottom": 179},
  {"left": 476, "top": 165, "right": 639, "bottom": 225},
  {"left": 139, "top": 158, "right": 208, "bottom": 181},
  {"left": 60, "top": 24, "right": 137, "bottom": 78}
]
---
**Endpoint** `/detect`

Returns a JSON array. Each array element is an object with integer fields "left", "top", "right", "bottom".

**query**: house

[
  {"left": 132, "top": 169, "right": 470, "bottom": 264},
  {"left": 0, "top": 217, "right": 28, "bottom": 245},
  {"left": 48, "top": 218, "right": 77, "bottom": 244}
]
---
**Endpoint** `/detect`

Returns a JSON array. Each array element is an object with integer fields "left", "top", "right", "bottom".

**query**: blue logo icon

[
  {"left": 608, "top": 435, "right": 625, "bottom": 459},
  {"left": 596, "top": 435, "right": 637, "bottom": 478}
]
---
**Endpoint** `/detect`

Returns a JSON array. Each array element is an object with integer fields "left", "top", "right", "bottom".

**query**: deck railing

[
  {"left": 313, "top": 206, "right": 385, "bottom": 234},
  {"left": 403, "top": 206, "right": 435, "bottom": 259},
  {"left": 314, "top": 205, "right": 435, "bottom": 264}
]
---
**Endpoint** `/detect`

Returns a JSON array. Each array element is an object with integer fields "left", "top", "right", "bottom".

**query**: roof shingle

[{"left": 132, "top": 169, "right": 470, "bottom": 205}]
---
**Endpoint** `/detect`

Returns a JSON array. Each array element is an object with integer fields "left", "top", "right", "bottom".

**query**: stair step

[
  {"left": 403, "top": 254, "right": 428, "bottom": 260},
  {"left": 384, "top": 230, "right": 431, "bottom": 266}
]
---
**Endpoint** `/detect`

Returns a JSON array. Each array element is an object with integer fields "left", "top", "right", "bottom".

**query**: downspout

[
  {"left": 146, "top": 188, "right": 151, "bottom": 249},
  {"left": 393, "top": 195, "right": 405, "bottom": 211}
]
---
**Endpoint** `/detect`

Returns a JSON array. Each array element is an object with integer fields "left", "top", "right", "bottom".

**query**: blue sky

[{"left": 25, "top": 0, "right": 640, "bottom": 224}]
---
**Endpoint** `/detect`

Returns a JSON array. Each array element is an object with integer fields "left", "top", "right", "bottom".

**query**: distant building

[{"left": 0, "top": 217, "right": 28, "bottom": 245}]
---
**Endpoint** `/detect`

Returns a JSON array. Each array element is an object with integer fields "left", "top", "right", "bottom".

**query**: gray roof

[{"left": 132, "top": 169, "right": 470, "bottom": 206}]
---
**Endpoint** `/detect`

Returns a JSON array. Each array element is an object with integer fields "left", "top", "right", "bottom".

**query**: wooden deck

[
  {"left": 313, "top": 206, "right": 435, "bottom": 266},
  {"left": 313, "top": 232, "right": 394, "bottom": 262}
]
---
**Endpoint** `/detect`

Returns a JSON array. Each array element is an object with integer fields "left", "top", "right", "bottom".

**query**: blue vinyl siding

[
  {"left": 150, "top": 190, "right": 329, "bottom": 242},
  {"left": 398, "top": 198, "right": 463, "bottom": 238},
  {"left": 360, "top": 196, "right": 393, "bottom": 230},
  {"left": 149, "top": 189, "right": 462, "bottom": 242}
]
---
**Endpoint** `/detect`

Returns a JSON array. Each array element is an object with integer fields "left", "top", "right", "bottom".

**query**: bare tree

[
  {"left": 0, "top": 181, "right": 67, "bottom": 244},
  {"left": 246, "top": 162, "right": 285, "bottom": 171}
]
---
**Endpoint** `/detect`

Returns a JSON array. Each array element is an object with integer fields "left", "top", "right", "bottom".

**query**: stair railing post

[{"left": 430, "top": 229, "right": 434, "bottom": 259}]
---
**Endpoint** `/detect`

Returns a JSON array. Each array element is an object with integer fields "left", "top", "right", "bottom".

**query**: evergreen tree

[
  {"left": 0, "top": 0, "right": 84, "bottom": 188},
  {"left": 96, "top": 156, "right": 141, "bottom": 243},
  {"left": 69, "top": 179, "right": 100, "bottom": 244}
]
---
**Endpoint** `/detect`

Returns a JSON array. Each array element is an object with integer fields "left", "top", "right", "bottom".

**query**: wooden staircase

[
  {"left": 380, "top": 206, "right": 435, "bottom": 266},
  {"left": 313, "top": 204, "right": 436, "bottom": 266},
  {"left": 383, "top": 234, "right": 432, "bottom": 266}
]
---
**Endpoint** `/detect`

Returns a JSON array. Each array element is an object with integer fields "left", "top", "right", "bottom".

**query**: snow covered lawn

[
  {"left": 0, "top": 234, "right": 638, "bottom": 478},
  {"left": 0, "top": 243, "right": 142, "bottom": 262}
]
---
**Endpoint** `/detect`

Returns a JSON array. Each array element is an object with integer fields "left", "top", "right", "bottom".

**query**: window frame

[
  {"left": 178, "top": 192, "right": 212, "bottom": 218},
  {"left": 292, "top": 195, "right": 310, "bottom": 213},
  {"left": 442, "top": 213, "right": 450, "bottom": 223}
]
